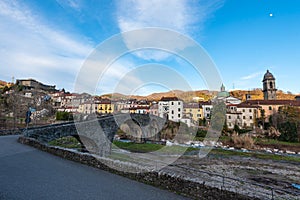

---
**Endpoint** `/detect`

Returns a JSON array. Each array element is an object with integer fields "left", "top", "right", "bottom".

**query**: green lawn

[
  {"left": 255, "top": 138, "right": 300, "bottom": 146},
  {"left": 210, "top": 148, "right": 300, "bottom": 163},
  {"left": 113, "top": 141, "right": 300, "bottom": 163},
  {"left": 48, "top": 136, "right": 82, "bottom": 149},
  {"left": 48, "top": 138, "right": 300, "bottom": 163},
  {"left": 113, "top": 141, "right": 197, "bottom": 154}
]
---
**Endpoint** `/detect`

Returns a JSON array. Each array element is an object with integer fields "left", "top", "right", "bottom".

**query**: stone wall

[
  {"left": 18, "top": 136, "right": 256, "bottom": 200},
  {"left": 0, "top": 128, "right": 23, "bottom": 136}
]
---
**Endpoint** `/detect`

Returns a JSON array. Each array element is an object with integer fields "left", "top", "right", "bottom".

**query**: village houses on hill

[{"left": 12, "top": 69, "right": 300, "bottom": 129}]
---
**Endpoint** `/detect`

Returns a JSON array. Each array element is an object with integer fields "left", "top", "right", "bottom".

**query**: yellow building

[
  {"left": 97, "top": 99, "right": 114, "bottom": 114},
  {"left": 183, "top": 103, "right": 203, "bottom": 123}
]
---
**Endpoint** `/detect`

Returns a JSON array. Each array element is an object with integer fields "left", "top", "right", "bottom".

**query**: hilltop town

[{"left": 1, "top": 70, "right": 300, "bottom": 144}]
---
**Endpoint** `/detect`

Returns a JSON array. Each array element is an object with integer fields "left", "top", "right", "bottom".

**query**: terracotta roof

[
  {"left": 236, "top": 103, "right": 261, "bottom": 108},
  {"left": 160, "top": 97, "right": 180, "bottom": 101},
  {"left": 245, "top": 100, "right": 300, "bottom": 106},
  {"left": 199, "top": 101, "right": 212, "bottom": 106}
]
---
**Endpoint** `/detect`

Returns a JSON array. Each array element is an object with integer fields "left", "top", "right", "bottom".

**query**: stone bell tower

[{"left": 262, "top": 70, "right": 277, "bottom": 100}]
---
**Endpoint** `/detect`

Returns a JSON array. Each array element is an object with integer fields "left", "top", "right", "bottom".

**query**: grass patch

[
  {"left": 211, "top": 148, "right": 300, "bottom": 163},
  {"left": 48, "top": 136, "right": 82, "bottom": 149},
  {"left": 113, "top": 141, "right": 163, "bottom": 153},
  {"left": 108, "top": 152, "right": 132, "bottom": 162},
  {"left": 255, "top": 138, "right": 300, "bottom": 146},
  {"left": 113, "top": 141, "right": 197, "bottom": 154}
]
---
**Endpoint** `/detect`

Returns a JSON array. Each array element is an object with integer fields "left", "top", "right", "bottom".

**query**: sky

[{"left": 0, "top": 0, "right": 300, "bottom": 95}]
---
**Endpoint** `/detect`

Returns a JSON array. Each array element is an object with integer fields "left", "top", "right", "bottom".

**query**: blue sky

[{"left": 0, "top": 0, "right": 299, "bottom": 95}]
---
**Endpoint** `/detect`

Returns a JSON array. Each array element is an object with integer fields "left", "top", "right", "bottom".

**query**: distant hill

[
  {"left": 102, "top": 89, "right": 298, "bottom": 102},
  {"left": 101, "top": 90, "right": 217, "bottom": 102},
  {"left": 230, "top": 89, "right": 297, "bottom": 101},
  {"left": 0, "top": 80, "right": 7, "bottom": 87}
]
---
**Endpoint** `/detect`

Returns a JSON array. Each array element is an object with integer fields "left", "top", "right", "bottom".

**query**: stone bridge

[{"left": 23, "top": 114, "right": 166, "bottom": 156}]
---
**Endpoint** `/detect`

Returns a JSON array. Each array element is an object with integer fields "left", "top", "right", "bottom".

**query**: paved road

[{"left": 0, "top": 135, "right": 189, "bottom": 200}]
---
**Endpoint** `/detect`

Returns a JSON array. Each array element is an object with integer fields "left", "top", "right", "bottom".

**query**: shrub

[
  {"left": 278, "top": 122, "right": 298, "bottom": 142},
  {"left": 231, "top": 132, "right": 255, "bottom": 149},
  {"left": 56, "top": 111, "right": 73, "bottom": 121},
  {"left": 196, "top": 129, "right": 207, "bottom": 138}
]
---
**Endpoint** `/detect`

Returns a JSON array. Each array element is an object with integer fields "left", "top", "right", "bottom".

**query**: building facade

[{"left": 158, "top": 97, "right": 183, "bottom": 122}]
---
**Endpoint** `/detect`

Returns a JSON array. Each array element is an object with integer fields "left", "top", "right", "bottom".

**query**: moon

[{"left": 269, "top": 13, "right": 273, "bottom": 17}]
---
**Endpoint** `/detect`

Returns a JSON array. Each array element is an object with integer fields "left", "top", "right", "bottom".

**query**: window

[
  {"left": 250, "top": 116, "right": 253, "bottom": 120},
  {"left": 228, "top": 116, "right": 231, "bottom": 119},
  {"left": 237, "top": 115, "right": 240, "bottom": 119},
  {"left": 178, "top": 114, "right": 181, "bottom": 118},
  {"left": 242, "top": 109, "right": 245, "bottom": 112},
  {"left": 178, "top": 102, "right": 181, "bottom": 105},
  {"left": 249, "top": 109, "right": 252, "bottom": 112},
  {"left": 197, "top": 114, "right": 201, "bottom": 117},
  {"left": 243, "top": 116, "right": 246, "bottom": 119},
  {"left": 171, "top": 102, "right": 174, "bottom": 105},
  {"left": 178, "top": 108, "right": 181, "bottom": 112},
  {"left": 190, "top": 109, "right": 192, "bottom": 112},
  {"left": 171, "top": 110, "right": 174, "bottom": 114},
  {"left": 269, "top": 106, "right": 272, "bottom": 110}
]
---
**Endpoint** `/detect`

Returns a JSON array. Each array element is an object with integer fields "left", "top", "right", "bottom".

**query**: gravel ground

[{"left": 111, "top": 149, "right": 300, "bottom": 200}]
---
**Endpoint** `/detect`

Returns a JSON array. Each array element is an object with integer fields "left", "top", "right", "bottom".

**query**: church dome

[
  {"left": 263, "top": 70, "right": 275, "bottom": 81},
  {"left": 217, "top": 84, "right": 230, "bottom": 98}
]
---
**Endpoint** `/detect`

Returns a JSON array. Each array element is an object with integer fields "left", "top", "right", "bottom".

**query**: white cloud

[
  {"left": 241, "top": 71, "right": 264, "bottom": 80},
  {"left": 0, "top": 0, "right": 93, "bottom": 90},
  {"left": 116, "top": 0, "right": 224, "bottom": 61}
]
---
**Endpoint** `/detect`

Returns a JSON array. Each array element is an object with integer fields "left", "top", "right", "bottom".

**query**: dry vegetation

[
  {"left": 230, "top": 133, "right": 255, "bottom": 149},
  {"left": 230, "top": 89, "right": 297, "bottom": 101}
]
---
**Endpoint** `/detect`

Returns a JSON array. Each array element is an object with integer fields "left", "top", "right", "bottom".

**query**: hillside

[
  {"left": 230, "top": 89, "right": 297, "bottom": 101},
  {"left": 102, "top": 90, "right": 217, "bottom": 102},
  {"left": 102, "top": 89, "right": 298, "bottom": 102},
  {"left": 0, "top": 80, "right": 7, "bottom": 87}
]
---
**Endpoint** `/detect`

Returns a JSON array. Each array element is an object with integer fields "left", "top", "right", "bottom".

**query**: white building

[
  {"left": 158, "top": 97, "right": 183, "bottom": 122},
  {"left": 226, "top": 103, "right": 260, "bottom": 129},
  {"left": 78, "top": 101, "right": 99, "bottom": 114},
  {"left": 200, "top": 101, "right": 213, "bottom": 119}
]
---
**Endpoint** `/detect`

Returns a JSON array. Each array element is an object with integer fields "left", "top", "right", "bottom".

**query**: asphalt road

[{"left": 0, "top": 135, "right": 189, "bottom": 200}]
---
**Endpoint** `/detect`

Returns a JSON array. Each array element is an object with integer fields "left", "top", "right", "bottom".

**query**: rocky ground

[
  {"left": 110, "top": 148, "right": 300, "bottom": 200},
  {"left": 169, "top": 154, "right": 300, "bottom": 200}
]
